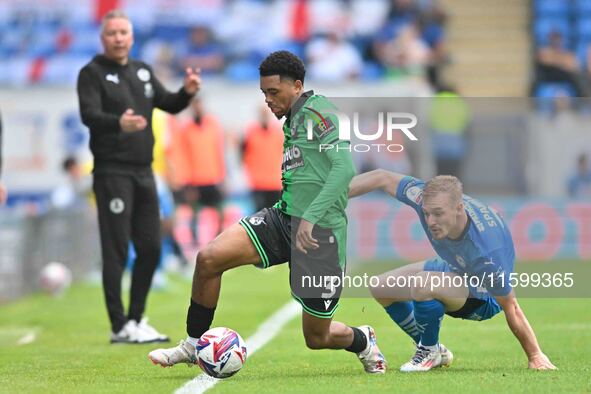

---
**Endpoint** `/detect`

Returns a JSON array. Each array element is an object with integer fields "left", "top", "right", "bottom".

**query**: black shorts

[{"left": 239, "top": 207, "right": 345, "bottom": 319}]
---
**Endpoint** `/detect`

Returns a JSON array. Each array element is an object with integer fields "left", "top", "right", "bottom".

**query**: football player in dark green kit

[{"left": 149, "top": 51, "right": 387, "bottom": 374}]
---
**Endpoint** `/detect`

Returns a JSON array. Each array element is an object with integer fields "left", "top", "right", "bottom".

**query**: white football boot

[
  {"left": 136, "top": 318, "right": 169, "bottom": 343},
  {"left": 438, "top": 343, "right": 454, "bottom": 368},
  {"left": 110, "top": 320, "right": 140, "bottom": 344},
  {"left": 356, "top": 325, "right": 388, "bottom": 374},
  {"left": 148, "top": 339, "right": 197, "bottom": 367},
  {"left": 400, "top": 344, "right": 442, "bottom": 372}
]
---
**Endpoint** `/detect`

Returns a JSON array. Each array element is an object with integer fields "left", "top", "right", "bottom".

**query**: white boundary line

[
  {"left": 16, "top": 330, "right": 37, "bottom": 345},
  {"left": 175, "top": 300, "right": 301, "bottom": 394}
]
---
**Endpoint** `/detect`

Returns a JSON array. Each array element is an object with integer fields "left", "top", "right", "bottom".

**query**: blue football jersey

[{"left": 396, "top": 176, "right": 515, "bottom": 296}]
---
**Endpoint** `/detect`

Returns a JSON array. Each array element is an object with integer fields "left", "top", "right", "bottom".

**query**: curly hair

[{"left": 259, "top": 51, "right": 305, "bottom": 83}]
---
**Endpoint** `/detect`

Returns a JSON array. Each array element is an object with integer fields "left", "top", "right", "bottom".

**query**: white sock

[
  {"left": 186, "top": 336, "right": 200, "bottom": 347},
  {"left": 420, "top": 343, "right": 439, "bottom": 352}
]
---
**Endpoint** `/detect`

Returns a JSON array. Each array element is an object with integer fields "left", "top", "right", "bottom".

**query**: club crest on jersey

[
  {"left": 137, "top": 68, "right": 151, "bottom": 82},
  {"left": 109, "top": 198, "right": 125, "bottom": 214}
]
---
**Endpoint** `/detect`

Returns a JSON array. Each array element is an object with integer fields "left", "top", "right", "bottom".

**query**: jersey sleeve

[
  {"left": 395, "top": 176, "right": 426, "bottom": 212},
  {"left": 149, "top": 64, "right": 193, "bottom": 114},
  {"left": 301, "top": 145, "right": 356, "bottom": 225},
  {"left": 77, "top": 66, "right": 121, "bottom": 133}
]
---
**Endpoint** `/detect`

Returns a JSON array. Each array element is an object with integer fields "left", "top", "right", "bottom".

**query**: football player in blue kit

[{"left": 349, "top": 169, "right": 557, "bottom": 371}]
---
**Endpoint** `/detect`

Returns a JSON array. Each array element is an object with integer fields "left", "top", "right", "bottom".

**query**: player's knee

[
  {"left": 195, "top": 246, "right": 223, "bottom": 277},
  {"left": 410, "top": 273, "right": 434, "bottom": 301},
  {"left": 304, "top": 332, "right": 328, "bottom": 350}
]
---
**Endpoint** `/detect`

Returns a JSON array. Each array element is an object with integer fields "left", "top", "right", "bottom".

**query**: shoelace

[{"left": 411, "top": 346, "right": 431, "bottom": 364}]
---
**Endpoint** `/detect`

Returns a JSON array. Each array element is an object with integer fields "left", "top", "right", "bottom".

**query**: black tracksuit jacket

[{"left": 77, "top": 55, "right": 192, "bottom": 174}]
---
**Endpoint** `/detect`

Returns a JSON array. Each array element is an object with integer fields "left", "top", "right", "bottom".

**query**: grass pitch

[{"left": 0, "top": 263, "right": 589, "bottom": 393}]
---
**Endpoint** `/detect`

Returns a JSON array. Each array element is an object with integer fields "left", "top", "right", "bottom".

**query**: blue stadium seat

[
  {"left": 576, "top": 41, "right": 590, "bottom": 68},
  {"left": 535, "top": 0, "right": 571, "bottom": 17},
  {"left": 225, "top": 60, "right": 259, "bottom": 82},
  {"left": 535, "top": 82, "right": 577, "bottom": 113},
  {"left": 68, "top": 27, "right": 101, "bottom": 56},
  {"left": 534, "top": 17, "right": 571, "bottom": 46},
  {"left": 576, "top": 18, "right": 591, "bottom": 40},
  {"left": 361, "top": 62, "right": 385, "bottom": 80},
  {"left": 573, "top": 0, "right": 591, "bottom": 15}
]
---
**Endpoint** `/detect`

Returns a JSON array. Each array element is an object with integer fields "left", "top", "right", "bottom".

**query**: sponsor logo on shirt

[
  {"left": 106, "top": 73, "right": 119, "bottom": 84},
  {"left": 282, "top": 145, "right": 305, "bottom": 173}
]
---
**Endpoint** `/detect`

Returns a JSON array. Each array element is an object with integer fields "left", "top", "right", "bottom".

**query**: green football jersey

[{"left": 276, "top": 90, "right": 356, "bottom": 229}]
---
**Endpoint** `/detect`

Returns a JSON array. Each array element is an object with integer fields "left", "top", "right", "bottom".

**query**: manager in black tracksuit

[{"left": 77, "top": 10, "right": 201, "bottom": 343}]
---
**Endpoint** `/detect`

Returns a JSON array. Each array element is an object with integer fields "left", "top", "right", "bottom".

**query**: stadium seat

[
  {"left": 534, "top": 0, "right": 571, "bottom": 17},
  {"left": 573, "top": 0, "right": 591, "bottom": 15},
  {"left": 361, "top": 62, "right": 385, "bottom": 80},
  {"left": 0, "top": 57, "right": 33, "bottom": 85},
  {"left": 576, "top": 18, "right": 591, "bottom": 40},
  {"left": 576, "top": 41, "right": 590, "bottom": 68},
  {"left": 535, "top": 82, "right": 577, "bottom": 113},
  {"left": 41, "top": 54, "right": 89, "bottom": 84},
  {"left": 68, "top": 27, "right": 101, "bottom": 56},
  {"left": 225, "top": 60, "right": 259, "bottom": 82}
]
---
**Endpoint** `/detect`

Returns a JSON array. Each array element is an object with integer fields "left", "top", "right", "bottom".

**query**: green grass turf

[{"left": 0, "top": 263, "right": 590, "bottom": 394}]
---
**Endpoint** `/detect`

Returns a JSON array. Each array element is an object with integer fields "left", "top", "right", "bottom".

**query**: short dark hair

[{"left": 259, "top": 51, "right": 305, "bottom": 83}]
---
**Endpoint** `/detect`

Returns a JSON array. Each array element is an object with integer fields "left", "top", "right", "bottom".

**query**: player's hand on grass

[
  {"left": 528, "top": 352, "right": 557, "bottom": 370},
  {"left": 183, "top": 67, "right": 202, "bottom": 96},
  {"left": 119, "top": 109, "right": 147, "bottom": 132},
  {"left": 296, "top": 219, "right": 318, "bottom": 254}
]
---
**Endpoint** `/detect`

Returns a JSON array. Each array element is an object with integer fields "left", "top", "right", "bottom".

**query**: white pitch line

[
  {"left": 175, "top": 300, "right": 301, "bottom": 394},
  {"left": 16, "top": 331, "right": 37, "bottom": 346}
]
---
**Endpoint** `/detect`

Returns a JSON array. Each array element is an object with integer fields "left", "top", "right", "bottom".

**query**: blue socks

[
  {"left": 384, "top": 301, "right": 421, "bottom": 344},
  {"left": 413, "top": 300, "right": 445, "bottom": 347}
]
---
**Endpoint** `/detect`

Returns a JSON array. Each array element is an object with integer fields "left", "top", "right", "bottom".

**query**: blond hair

[
  {"left": 423, "top": 175, "right": 463, "bottom": 205},
  {"left": 101, "top": 9, "right": 133, "bottom": 34}
]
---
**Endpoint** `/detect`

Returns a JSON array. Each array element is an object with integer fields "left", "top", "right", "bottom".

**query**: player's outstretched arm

[
  {"left": 495, "top": 292, "right": 557, "bottom": 370},
  {"left": 348, "top": 169, "right": 405, "bottom": 199}
]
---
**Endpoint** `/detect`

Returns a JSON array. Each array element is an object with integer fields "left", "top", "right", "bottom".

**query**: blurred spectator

[
  {"left": 151, "top": 109, "right": 189, "bottom": 269},
  {"left": 417, "top": 2, "right": 447, "bottom": 88},
  {"left": 306, "top": 31, "right": 363, "bottom": 81},
  {"left": 534, "top": 31, "right": 589, "bottom": 97},
  {"left": 170, "top": 97, "right": 226, "bottom": 243},
  {"left": 180, "top": 26, "right": 225, "bottom": 75},
  {"left": 141, "top": 40, "right": 178, "bottom": 82},
  {"left": 0, "top": 110, "right": 6, "bottom": 205},
  {"left": 0, "top": 0, "right": 446, "bottom": 85},
  {"left": 429, "top": 85, "right": 470, "bottom": 177},
  {"left": 242, "top": 105, "right": 283, "bottom": 212},
  {"left": 567, "top": 153, "right": 591, "bottom": 198},
  {"left": 374, "top": 21, "right": 430, "bottom": 76},
  {"left": 50, "top": 156, "right": 92, "bottom": 209}
]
